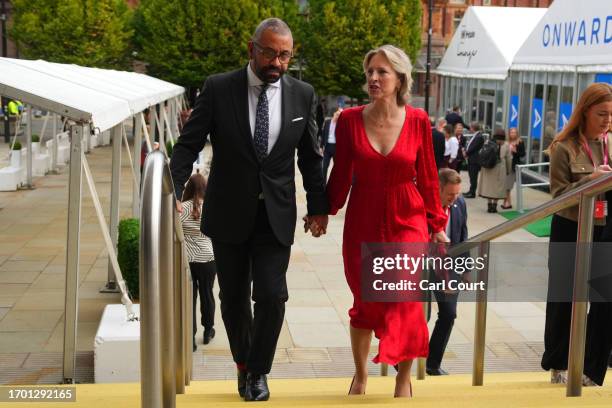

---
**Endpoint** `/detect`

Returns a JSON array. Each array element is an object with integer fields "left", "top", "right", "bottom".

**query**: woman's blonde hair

[
  {"left": 362, "top": 45, "right": 413, "bottom": 106},
  {"left": 548, "top": 83, "right": 612, "bottom": 156}
]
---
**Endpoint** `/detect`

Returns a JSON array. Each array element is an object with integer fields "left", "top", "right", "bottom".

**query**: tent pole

[
  {"left": 62, "top": 123, "right": 84, "bottom": 384},
  {"left": 133, "top": 115, "right": 142, "bottom": 218},
  {"left": 101, "top": 124, "right": 122, "bottom": 293},
  {"left": 26, "top": 104, "right": 33, "bottom": 188}
]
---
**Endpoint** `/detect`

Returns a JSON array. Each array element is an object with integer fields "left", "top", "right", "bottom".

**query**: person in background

[
  {"left": 543, "top": 82, "right": 612, "bottom": 386},
  {"left": 432, "top": 117, "right": 446, "bottom": 170},
  {"left": 454, "top": 123, "right": 467, "bottom": 170},
  {"left": 426, "top": 168, "right": 467, "bottom": 376},
  {"left": 477, "top": 128, "right": 512, "bottom": 213},
  {"left": 180, "top": 172, "right": 217, "bottom": 351},
  {"left": 443, "top": 124, "right": 459, "bottom": 170},
  {"left": 321, "top": 107, "right": 343, "bottom": 179},
  {"left": 445, "top": 105, "right": 468, "bottom": 129},
  {"left": 463, "top": 122, "right": 484, "bottom": 198},
  {"left": 502, "top": 127, "right": 525, "bottom": 209}
]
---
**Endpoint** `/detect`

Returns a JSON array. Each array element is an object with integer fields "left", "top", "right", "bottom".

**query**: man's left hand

[{"left": 304, "top": 214, "right": 329, "bottom": 237}]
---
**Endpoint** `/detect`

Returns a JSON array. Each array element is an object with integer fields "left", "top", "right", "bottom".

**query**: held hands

[
  {"left": 302, "top": 214, "right": 329, "bottom": 238},
  {"left": 176, "top": 199, "right": 183, "bottom": 213}
]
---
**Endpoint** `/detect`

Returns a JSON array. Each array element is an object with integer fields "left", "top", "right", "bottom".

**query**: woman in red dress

[{"left": 326, "top": 45, "right": 449, "bottom": 397}]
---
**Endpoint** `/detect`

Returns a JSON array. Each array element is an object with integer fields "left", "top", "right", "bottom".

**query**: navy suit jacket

[{"left": 448, "top": 195, "right": 468, "bottom": 245}]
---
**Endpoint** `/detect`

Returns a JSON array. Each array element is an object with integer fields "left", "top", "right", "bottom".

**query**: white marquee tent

[
  {"left": 436, "top": 7, "right": 547, "bottom": 80},
  {"left": 0, "top": 57, "right": 184, "bottom": 132}
]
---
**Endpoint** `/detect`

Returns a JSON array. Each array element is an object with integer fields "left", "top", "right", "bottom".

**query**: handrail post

[
  {"left": 173, "top": 220, "right": 186, "bottom": 394},
  {"left": 140, "top": 153, "right": 164, "bottom": 408},
  {"left": 160, "top": 190, "right": 176, "bottom": 408},
  {"left": 473, "top": 241, "right": 489, "bottom": 386},
  {"left": 517, "top": 165, "right": 524, "bottom": 213},
  {"left": 566, "top": 193, "right": 595, "bottom": 397},
  {"left": 185, "top": 248, "right": 193, "bottom": 384}
]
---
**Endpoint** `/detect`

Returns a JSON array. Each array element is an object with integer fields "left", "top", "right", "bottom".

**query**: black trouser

[
  {"left": 541, "top": 214, "right": 612, "bottom": 385},
  {"left": 212, "top": 200, "right": 291, "bottom": 374},
  {"left": 427, "top": 290, "right": 458, "bottom": 370},
  {"left": 190, "top": 260, "right": 216, "bottom": 337},
  {"left": 323, "top": 143, "right": 336, "bottom": 181},
  {"left": 467, "top": 161, "right": 481, "bottom": 194}
]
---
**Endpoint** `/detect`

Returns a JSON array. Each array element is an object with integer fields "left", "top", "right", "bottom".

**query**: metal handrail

[
  {"left": 140, "top": 150, "right": 192, "bottom": 408},
  {"left": 450, "top": 172, "right": 612, "bottom": 256},
  {"left": 448, "top": 172, "right": 612, "bottom": 397},
  {"left": 516, "top": 162, "right": 550, "bottom": 213}
]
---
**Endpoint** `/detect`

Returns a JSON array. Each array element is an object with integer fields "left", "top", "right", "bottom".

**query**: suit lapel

[{"left": 231, "top": 67, "right": 258, "bottom": 157}]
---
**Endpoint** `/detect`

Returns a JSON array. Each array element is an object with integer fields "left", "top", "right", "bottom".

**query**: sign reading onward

[
  {"left": 513, "top": 0, "right": 612, "bottom": 66},
  {"left": 541, "top": 17, "right": 612, "bottom": 48}
]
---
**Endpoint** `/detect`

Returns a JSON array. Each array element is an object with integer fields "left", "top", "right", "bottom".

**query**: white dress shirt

[
  {"left": 247, "top": 64, "right": 282, "bottom": 154},
  {"left": 328, "top": 121, "right": 337, "bottom": 144},
  {"left": 445, "top": 136, "right": 459, "bottom": 159}
]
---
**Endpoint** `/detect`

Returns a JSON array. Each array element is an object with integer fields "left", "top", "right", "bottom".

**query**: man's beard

[{"left": 256, "top": 64, "right": 284, "bottom": 83}]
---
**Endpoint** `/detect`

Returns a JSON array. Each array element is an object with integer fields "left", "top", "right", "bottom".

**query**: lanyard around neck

[{"left": 582, "top": 135, "right": 608, "bottom": 167}]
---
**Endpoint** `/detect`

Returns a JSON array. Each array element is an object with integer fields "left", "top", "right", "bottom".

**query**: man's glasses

[{"left": 253, "top": 42, "right": 293, "bottom": 63}]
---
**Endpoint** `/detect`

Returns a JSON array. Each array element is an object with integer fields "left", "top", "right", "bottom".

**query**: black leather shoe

[
  {"left": 426, "top": 367, "right": 449, "bottom": 376},
  {"left": 463, "top": 192, "right": 475, "bottom": 198},
  {"left": 237, "top": 369, "right": 247, "bottom": 398},
  {"left": 244, "top": 373, "right": 270, "bottom": 401},
  {"left": 203, "top": 328, "right": 215, "bottom": 345}
]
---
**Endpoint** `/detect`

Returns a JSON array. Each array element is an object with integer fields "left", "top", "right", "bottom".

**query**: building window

[
  {"left": 449, "top": 0, "right": 466, "bottom": 3},
  {"left": 483, "top": 0, "right": 492, "bottom": 5}
]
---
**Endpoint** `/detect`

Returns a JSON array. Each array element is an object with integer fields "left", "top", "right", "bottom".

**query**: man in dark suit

[
  {"left": 463, "top": 121, "right": 484, "bottom": 198},
  {"left": 427, "top": 168, "right": 468, "bottom": 376},
  {"left": 170, "top": 18, "right": 329, "bottom": 401},
  {"left": 445, "top": 106, "right": 468, "bottom": 129},
  {"left": 432, "top": 117, "right": 447, "bottom": 170}
]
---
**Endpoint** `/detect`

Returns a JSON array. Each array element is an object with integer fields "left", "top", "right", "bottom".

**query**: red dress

[{"left": 327, "top": 105, "right": 448, "bottom": 365}]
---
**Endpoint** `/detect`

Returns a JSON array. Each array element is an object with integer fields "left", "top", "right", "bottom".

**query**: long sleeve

[
  {"left": 549, "top": 143, "right": 592, "bottom": 198},
  {"left": 449, "top": 137, "right": 459, "bottom": 160},
  {"left": 297, "top": 91, "right": 329, "bottom": 215},
  {"left": 416, "top": 114, "right": 448, "bottom": 233},
  {"left": 326, "top": 113, "right": 353, "bottom": 215},
  {"left": 170, "top": 78, "right": 213, "bottom": 201}
]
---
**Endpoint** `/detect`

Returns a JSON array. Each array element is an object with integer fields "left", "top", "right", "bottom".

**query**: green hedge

[{"left": 118, "top": 218, "right": 140, "bottom": 300}]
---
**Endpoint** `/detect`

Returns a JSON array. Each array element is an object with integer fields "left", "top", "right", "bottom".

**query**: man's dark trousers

[
  {"left": 467, "top": 162, "right": 481, "bottom": 195},
  {"left": 212, "top": 200, "right": 290, "bottom": 374},
  {"left": 427, "top": 290, "right": 458, "bottom": 370}
]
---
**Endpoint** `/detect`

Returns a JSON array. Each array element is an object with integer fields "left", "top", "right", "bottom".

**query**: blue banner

[
  {"left": 558, "top": 102, "right": 572, "bottom": 131},
  {"left": 532, "top": 98, "right": 543, "bottom": 140},
  {"left": 595, "top": 74, "right": 612, "bottom": 84},
  {"left": 508, "top": 95, "right": 519, "bottom": 129}
]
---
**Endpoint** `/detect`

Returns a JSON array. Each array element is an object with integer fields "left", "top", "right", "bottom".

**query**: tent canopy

[
  {"left": 0, "top": 57, "right": 184, "bottom": 132},
  {"left": 436, "top": 6, "right": 547, "bottom": 80},
  {"left": 512, "top": 0, "right": 612, "bottom": 71}
]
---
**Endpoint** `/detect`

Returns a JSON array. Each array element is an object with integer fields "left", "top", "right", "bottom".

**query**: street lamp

[{"left": 424, "top": 0, "right": 434, "bottom": 116}]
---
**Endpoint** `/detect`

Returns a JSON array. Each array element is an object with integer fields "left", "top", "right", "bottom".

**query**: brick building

[{"left": 413, "top": 0, "right": 555, "bottom": 109}]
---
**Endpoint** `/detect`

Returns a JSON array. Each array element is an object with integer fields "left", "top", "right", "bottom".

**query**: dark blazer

[
  {"left": 465, "top": 131, "right": 485, "bottom": 165},
  {"left": 432, "top": 128, "right": 445, "bottom": 170},
  {"left": 449, "top": 196, "right": 468, "bottom": 245},
  {"left": 320, "top": 118, "right": 332, "bottom": 149},
  {"left": 170, "top": 67, "right": 329, "bottom": 247},
  {"left": 445, "top": 112, "right": 468, "bottom": 128}
]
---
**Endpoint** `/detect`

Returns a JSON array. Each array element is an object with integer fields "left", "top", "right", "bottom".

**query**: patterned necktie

[{"left": 254, "top": 84, "right": 269, "bottom": 161}]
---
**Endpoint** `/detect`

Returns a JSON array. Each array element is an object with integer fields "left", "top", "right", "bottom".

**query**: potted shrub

[
  {"left": 10, "top": 141, "right": 22, "bottom": 168},
  {"left": 166, "top": 140, "right": 174, "bottom": 157},
  {"left": 31, "top": 134, "right": 40, "bottom": 155},
  {"left": 117, "top": 218, "right": 140, "bottom": 300}
]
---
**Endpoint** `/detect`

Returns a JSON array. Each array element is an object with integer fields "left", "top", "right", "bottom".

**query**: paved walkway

[{"left": 0, "top": 131, "right": 573, "bottom": 384}]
